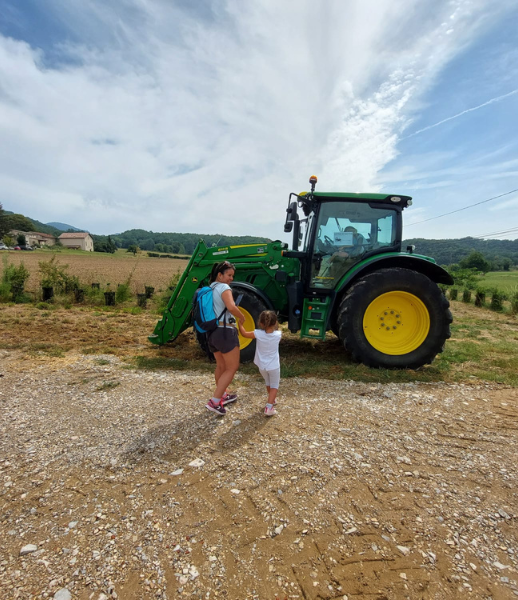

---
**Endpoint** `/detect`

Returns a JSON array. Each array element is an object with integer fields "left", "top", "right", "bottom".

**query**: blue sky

[{"left": 0, "top": 0, "right": 517, "bottom": 240}]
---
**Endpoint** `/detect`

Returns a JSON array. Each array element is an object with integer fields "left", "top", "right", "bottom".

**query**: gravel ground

[{"left": 1, "top": 350, "right": 517, "bottom": 600}]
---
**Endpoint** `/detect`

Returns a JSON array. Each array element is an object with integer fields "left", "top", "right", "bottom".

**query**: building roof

[
  {"left": 33, "top": 232, "right": 55, "bottom": 239},
  {"left": 10, "top": 230, "right": 55, "bottom": 238},
  {"left": 58, "top": 232, "right": 91, "bottom": 239}
]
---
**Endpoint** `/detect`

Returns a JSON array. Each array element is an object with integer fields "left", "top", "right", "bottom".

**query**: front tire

[
  {"left": 193, "top": 288, "right": 267, "bottom": 363},
  {"left": 337, "top": 268, "right": 452, "bottom": 369},
  {"left": 233, "top": 289, "right": 268, "bottom": 363}
]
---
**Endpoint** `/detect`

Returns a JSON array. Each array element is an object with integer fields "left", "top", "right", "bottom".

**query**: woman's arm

[
  {"left": 238, "top": 323, "right": 255, "bottom": 339},
  {"left": 221, "top": 289, "right": 245, "bottom": 325}
]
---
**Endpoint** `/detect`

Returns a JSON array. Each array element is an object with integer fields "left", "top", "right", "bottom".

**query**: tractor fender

[
  {"left": 230, "top": 282, "right": 275, "bottom": 309},
  {"left": 327, "top": 255, "right": 452, "bottom": 336},
  {"left": 337, "top": 254, "right": 453, "bottom": 296}
]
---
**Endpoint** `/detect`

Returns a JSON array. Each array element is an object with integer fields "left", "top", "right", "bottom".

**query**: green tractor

[{"left": 150, "top": 176, "right": 453, "bottom": 369}]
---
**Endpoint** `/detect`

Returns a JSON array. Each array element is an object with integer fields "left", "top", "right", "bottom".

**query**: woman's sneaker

[
  {"left": 206, "top": 399, "right": 226, "bottom": 416},
  {"left": 221, "top": 391, "right": 238, "bottom": 405},
  {"left": 264, "top": 403, "right": 277, "bottom": 417}
]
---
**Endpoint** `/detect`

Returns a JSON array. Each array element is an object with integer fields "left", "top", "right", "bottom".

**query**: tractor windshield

[{"left": 311, "top": 201, "right": 398, "bottom": 288}]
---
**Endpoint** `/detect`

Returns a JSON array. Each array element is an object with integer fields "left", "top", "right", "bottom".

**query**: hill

[
  {"left": 46, "top": 221, "right": 82, "bottom": 232},
  {"left": 402, "top": 237, "right": 518, "bottom": 266},
  {"left": 1, "top": 210, "right": 63, "bottom": 237}
]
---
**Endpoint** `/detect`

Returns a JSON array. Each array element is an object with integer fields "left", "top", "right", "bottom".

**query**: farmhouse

[
  {"left": 58, "top": 232, "right": 94, "bottom": 252},
  {"left": 9, "top": 230, "right": 56, "bottom": 247}
]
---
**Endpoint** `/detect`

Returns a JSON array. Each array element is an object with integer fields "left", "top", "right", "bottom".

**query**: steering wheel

[{"left": 320, "top": 235, "right": 336, "bottom": 253}]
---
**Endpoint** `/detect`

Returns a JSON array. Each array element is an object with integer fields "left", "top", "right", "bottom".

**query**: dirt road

[{"left": 1, "top": 350, "right": 517, "bottom": 599}]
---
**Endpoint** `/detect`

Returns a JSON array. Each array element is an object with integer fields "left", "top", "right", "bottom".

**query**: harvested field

[{"left": 1, "top": 250, "right": 187, "bottom": 295}]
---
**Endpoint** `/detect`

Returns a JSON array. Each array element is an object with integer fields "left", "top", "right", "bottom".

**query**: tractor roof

[{"left": 310, "top": 192, "right": 413, "bottom": 208}]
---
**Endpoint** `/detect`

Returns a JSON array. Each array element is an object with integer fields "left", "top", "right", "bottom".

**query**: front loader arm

[
  {"left": 149, "top": 238, "right": 288, "bottom": 346},
  {"left": 148, "top": 240, "right": 213, "bottom": 345}
]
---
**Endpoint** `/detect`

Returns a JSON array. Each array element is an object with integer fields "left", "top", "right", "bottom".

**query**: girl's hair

[
  {"left": 258, "top": 310, "right": 278, "bottom": 330},
  {"left": 209, "top": 261, "right": 236, "bottom": 283}
]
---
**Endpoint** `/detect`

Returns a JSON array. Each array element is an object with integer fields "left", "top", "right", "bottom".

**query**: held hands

[{"left": 238, "top": 321, "right": 255, "bottom": 339}]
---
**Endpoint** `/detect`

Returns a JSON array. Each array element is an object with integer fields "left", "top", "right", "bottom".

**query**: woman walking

[{"left": 205, "top": 261, "right": 245, "bottom": 416}]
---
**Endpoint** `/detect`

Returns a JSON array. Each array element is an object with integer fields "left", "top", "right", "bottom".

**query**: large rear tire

[
  {"left": 194, "top": 288, "right": 267, "bottom": 363},
  {"left": 337, "top": 268, "right": 452, "bottom": 369}
]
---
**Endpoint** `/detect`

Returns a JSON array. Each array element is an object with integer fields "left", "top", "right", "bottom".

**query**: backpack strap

[{"left": 211, "top": 282, "right": 229, "bottom": 326}]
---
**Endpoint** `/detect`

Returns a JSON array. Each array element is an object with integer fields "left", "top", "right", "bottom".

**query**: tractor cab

[{"left": 284, "top": 176, "right": 412, "bottom": 292}]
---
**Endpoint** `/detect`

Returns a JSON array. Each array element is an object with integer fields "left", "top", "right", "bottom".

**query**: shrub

[
  {"left": 448, "top": 267, "right": 482, "bottom": 290},
  {"left": 490, "top": 289, "right": 503, "bottom": 312},
  {"left": 36, "top": 302, "right": 53, "bottom": 310},
  {"left": 1, "top": 255, "right": 30, "bottom": 302},
  {"left": 39, "top": 256, "right": 73, "bottom": 293},
  {"left": 449, "top": 288, "right": 458, "bottom": 301},
  {"left": 85, "top": 284, "right": 104, "bottom": 305},
  {"left": 116, "top": 282, "right": 132, "bottom": 303},
  {"left": 462, "top": 289, "right": 471, "bottom": 303},
  {"left": 511, "top": 293, "right": 518, "bottom": 315}
]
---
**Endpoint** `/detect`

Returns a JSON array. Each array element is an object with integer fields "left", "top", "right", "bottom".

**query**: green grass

[
  {"left": 27, "top": 343, "right": 67, "bottom": 357},
  {"left": 480, "top": 270, "right": 518, "bottom": 294},
  {"left": 132, "top": 355, "right": 213, "bottom": 372}
]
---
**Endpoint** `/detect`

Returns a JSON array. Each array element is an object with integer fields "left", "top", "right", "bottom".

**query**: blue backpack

[{"left": 193, "top": 286, "right": 227, "bottom": 333}]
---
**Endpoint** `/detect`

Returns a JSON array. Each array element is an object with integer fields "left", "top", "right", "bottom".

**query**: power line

[
  {"left": 405, "top": 188, "right": 518, "bottom": 227},
  {"left": 473, "top": 226, "right": 518, "bottom": 239}
]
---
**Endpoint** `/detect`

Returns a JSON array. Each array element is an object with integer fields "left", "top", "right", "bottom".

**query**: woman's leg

[
  {"left": 213, "top": 351, "right": 226, "bottom": 388},
  {"left": 214, "top": 346, "right": 240, "bottom": 400},
  {"left": 214, "top": 355, "right": 236, "bottom": 399}
]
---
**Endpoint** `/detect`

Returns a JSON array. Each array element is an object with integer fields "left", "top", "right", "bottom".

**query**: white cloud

[{"left": 0, "top": 0, "right": 516, "bottom": 238}]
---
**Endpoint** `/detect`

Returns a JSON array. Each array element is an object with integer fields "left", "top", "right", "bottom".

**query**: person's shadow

[{"left": 123, "top": 403, "right": 272, "bottom": 465}]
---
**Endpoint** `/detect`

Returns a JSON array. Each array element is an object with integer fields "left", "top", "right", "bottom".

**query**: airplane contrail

[{"left": 404, "top": 88, "right": 518, "bottom": 138}]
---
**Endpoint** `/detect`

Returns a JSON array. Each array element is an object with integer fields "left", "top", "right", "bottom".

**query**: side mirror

[
  {"left": 284, "top": 222, "right": 293, "bottom": 233},
  {"left": 286, "top": 201, "right": 299, "bottom": 222}
]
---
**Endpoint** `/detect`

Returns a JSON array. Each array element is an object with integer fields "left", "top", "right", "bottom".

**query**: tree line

[
  {"left": 91, "top": 229, "right": 271, "bottom": 254},
  {"left": 403, "top": 237, "right": 518, "bottom": 270}
]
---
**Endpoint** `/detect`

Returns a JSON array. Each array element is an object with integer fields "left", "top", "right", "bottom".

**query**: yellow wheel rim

[
  {"left": 363, "top": 291, "right": 430, "bottom": 355},
  {"left": 238, "top": 307, "right": 255, "bottom": 350}
]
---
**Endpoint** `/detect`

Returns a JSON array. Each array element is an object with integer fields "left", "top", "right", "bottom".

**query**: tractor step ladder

[{"left": 300, "top": 296, "right": 331, "bottom": 340}]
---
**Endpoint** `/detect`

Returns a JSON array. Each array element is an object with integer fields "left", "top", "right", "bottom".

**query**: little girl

[{"left": 238, "top": 310, "right": 281, "bottom": 416}]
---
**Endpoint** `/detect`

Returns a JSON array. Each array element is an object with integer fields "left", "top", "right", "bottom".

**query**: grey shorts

[
  {"left": 208, "top": 326, "right": 240, "bottom": 354},
  {"left": 259, "top": 367, "right": 281, "bottom": 389}
]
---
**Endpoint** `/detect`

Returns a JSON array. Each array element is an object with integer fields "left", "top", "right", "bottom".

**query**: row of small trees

[
  {"left": 445, "top": 285, "right": 518, "bottom": 314},
  {"left": 0, "top": 255, "right": 175, "bottom": 308}
]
